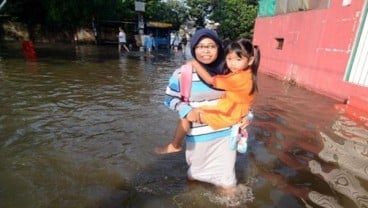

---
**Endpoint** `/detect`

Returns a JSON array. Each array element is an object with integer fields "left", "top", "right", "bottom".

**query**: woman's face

[{"left": 194, "top": 37, "right": 219, "bottom": 64}]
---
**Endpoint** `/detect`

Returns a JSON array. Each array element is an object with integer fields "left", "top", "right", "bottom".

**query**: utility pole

[{"left": 135, "top": 1, "right": 145, "bottom": 52}]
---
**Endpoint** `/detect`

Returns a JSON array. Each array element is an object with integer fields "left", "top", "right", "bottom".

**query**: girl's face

[
  {"left": 194, "top": 37, "right": 219, "bottom": 64},
  {"left": 225, "top": 51, "right": 250, "bottom": 73}
]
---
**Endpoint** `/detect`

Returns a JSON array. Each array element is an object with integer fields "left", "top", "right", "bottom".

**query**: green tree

[
  {"left": 2, "top": 0, "right": 259, "bottom": 42},
  {"left": 2, "top": 0, "right": 136, "bottom": 40},
  {"left": 144, "top": 0, "right": 187, "bottom": 30},
  {"left": 186, "top": 0, "right": 218, "bottom": 27},
  {"left": 165, "top": 0, "right": 189, "bottom": 30},
  {"left": 3, "top": 0, "right": 47, "bottom": 40},
  {"left": 211, "top": 0, "right": 258, "bottom": 40},
  {"left": 44, "top": 0, "right": 134, "bottom": 32}
]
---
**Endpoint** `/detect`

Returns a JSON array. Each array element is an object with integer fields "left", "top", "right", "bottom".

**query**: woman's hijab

[{"left": 190, "top": 29, "right": 225, "bottom": 76}]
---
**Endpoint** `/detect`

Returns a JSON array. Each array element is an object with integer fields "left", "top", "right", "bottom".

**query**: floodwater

[{"left": 0, "top": 42, "right": 367, "bottom": 208}]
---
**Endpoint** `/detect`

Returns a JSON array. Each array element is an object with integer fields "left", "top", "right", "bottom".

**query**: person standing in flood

[
  {"left": 171, "top": 32, "right": 180, "bottom": 53},
  {"left": 158, "top": 29, "right": 253, "bottom": 194},
  {"left": 144, "top": 32, "right": 156, "bottom": 57},
  {"left": 155, "top": 38, "right": 260, "bottom": 155},
  {"left": 22, "top": 35, "right": 37, "bottom": 61},
  {"left": 180, "top": 34, "right": 188, "bottom": 56},
  {"left": 118, "top": 27, "right": 130, "bottom": 53}
]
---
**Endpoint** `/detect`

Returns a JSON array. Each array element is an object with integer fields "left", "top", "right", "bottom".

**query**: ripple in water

[{"left": 203, "top": 184, "right": 255, "bottom": 207}]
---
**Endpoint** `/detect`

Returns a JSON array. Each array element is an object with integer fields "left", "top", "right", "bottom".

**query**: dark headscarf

[{"left": 190, "top": 29, "right": 224, "bottom": 76}]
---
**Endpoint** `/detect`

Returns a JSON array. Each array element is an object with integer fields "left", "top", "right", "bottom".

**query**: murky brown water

[{"left": 1, "top": 42, "right": 367, "bottom": 208}]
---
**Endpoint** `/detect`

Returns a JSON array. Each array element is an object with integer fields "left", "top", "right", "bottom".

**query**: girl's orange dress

[{"left": 200, "top": 69, "right": 254, "bottom": 130}]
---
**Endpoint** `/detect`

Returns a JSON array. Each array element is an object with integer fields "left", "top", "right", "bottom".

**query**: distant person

[
  {"left": 118, "top": 27, "right": 130, "bottom": 53},
  {"left": 180, "top": 34, "right": 188, "bottom": 55},
  {"left": 22, "top": 36, "right": 37, "bottom": 61},
  {"left": 73, "top": 33, "right": 79, "bottom": 47},
  {"left": 144, "top": 32, "right": 156, "bottom": 57},
  {"left": 92, "top": 17, "right": 98, "bottom": 45},
  {"left": 171, "top": 32, "right": 180, "bottom": 53}
]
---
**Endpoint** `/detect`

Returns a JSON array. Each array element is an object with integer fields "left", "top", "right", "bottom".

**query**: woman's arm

[
  {"left": 164, "top": 68, "right": 193, "bottom": 118},
  {"left": 190, "top": 60, "right": 214, "bottom": 85}
]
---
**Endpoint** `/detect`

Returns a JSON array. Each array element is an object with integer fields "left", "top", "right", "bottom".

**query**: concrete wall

[{"left": 253, "top": 0, "right": 368, "bottom": 102}]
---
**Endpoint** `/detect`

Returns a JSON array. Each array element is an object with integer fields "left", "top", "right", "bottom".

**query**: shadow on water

[{"left": 0, "top": 43, "right": 367, "bottom": 208}]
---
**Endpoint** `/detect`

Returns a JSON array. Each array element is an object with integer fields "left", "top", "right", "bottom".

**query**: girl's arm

[{"left": 190, "top": 60, "right": 214, "bottom": 85}]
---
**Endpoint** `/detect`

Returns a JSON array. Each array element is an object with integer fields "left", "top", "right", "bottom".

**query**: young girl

[{"left": 155, "top": 38, "right": 260, "bottom": 154}]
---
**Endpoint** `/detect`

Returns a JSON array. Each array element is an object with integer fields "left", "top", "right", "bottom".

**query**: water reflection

[{"left": 0, "top": 43, "right": 367, "bottom": 208}]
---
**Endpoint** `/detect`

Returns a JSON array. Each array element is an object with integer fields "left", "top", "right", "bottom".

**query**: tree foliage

[
  {"left": 186, "top": 0, "right": 219, "bottom": 27},
  {"left": 3, "top": 0, "right": 47, "bottom": 40},
  {"left": 211, "top": 0, "right": 258, "bottom": 40},
  {"left": 1, "top": 0, "right": 258, "bottom": 41},
  {"left": 144, "top": 0, "right": 187, "bottom": 30},
  {"left": 2, "top": 0, "right": 136, "bottom": 39},
  {"left": 185, "top": 0, "right": 258, "bottom": 40}
]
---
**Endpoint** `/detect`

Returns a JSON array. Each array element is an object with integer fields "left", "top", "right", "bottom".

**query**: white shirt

[{"left": 118, "top": 31, "right": 126, "bottom": 43}]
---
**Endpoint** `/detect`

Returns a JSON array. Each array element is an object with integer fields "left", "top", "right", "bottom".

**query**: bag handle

[{"left": 180, "top": 63, "right": 192, "bottom": 103}]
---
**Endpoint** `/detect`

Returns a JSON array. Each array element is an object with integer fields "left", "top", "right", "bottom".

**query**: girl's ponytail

[{"left": 249, "top": 44, "right": 260, "bottom": 95}]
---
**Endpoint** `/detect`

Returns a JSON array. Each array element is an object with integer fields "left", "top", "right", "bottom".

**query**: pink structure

[{"left": 253, "top": 0, "right": 368, "bottom": 106}]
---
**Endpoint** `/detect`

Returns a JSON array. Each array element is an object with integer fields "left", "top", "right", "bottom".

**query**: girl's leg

[{"left": 154, "top": 118, "right": 190, "bottom": 154}]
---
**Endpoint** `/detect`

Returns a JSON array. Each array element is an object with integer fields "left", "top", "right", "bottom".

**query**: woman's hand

[
  {"left": 187, "top": 60, "right": 197, "bottom": 71},
  {"left": 186, "top": 108, "right": 202, "bottom": 123}
]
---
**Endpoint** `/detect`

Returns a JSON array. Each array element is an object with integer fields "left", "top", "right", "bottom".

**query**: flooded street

[{"left": 0, "top": 43, "right": 367, "bottom": 208}]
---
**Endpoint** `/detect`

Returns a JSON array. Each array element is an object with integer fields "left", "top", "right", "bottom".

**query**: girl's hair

[{"left": 223, "top": 38, "right": 261, "bottom": 95}]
